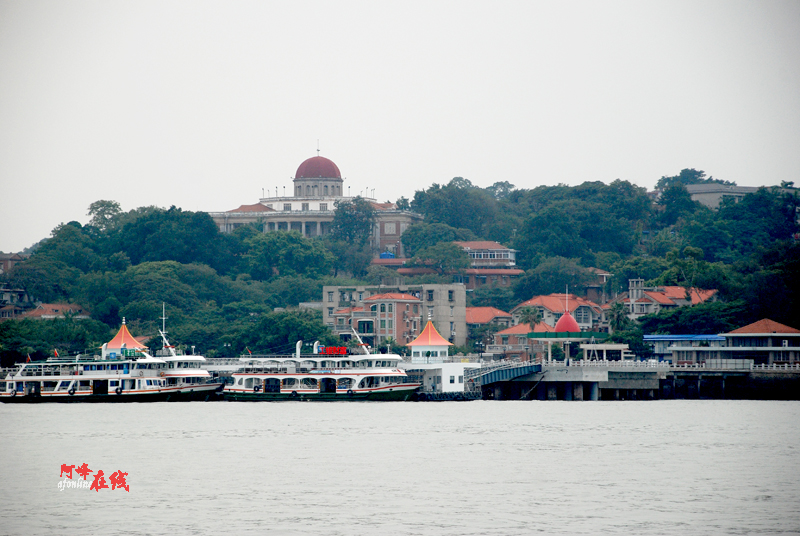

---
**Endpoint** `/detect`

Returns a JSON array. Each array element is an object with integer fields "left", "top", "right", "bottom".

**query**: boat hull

[
  {"left": 0, "top": 385, "right": 224, "bottom": 404},
  {"left": 224, "top": 386, "right": 419, "bottom": 402}
]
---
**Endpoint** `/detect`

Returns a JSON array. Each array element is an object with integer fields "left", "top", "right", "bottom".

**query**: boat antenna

[{"left": 160, "top": 303, "right": 167, "bottom": 337}]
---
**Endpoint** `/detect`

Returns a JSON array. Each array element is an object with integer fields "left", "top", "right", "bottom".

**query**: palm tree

[
  {"left": 608, "top": 301, "right": 630, "bottom": 334},
  {"left": 519, "top": 306, "right": 543, "bottom": 328}
]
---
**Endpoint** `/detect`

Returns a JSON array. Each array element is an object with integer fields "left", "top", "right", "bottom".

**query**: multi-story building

[
  {"left": 625, "top": 278, "right": 717, "bottom": 320},
  {"left": 391, "top": 240, "right": 523, "bottom": 290},
  {"left": 511, "top": 293, "right": 603, "bottom": 331},
  {"left": 322, "top": 283, "right": 467, "bottom": 348},
  {"left": 645, "top": 319, "right": 800, "bottom": 365},
  {"left": 208, "top": 155, "right": 422, "bottom": 257}
]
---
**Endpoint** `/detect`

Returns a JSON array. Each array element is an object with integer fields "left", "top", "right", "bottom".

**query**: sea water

[{"left": 1, "top": 400, "right": 798, "bottom": 535}]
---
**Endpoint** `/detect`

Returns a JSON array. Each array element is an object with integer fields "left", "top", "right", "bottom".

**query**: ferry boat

[
  {"left": 0, "top": 321, "right": 223, "bottom": 403},
  {"left": 223, "top": 342, "right": 421, "bottom": 401}
]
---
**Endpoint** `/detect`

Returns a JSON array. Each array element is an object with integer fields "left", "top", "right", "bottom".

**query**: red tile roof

[
  {"left": 364, "top": 293, "right": 420, "bottom": 302},
  {"left": 21, "top": 303, "right": 89, "bottom": 319},
  {"left": 642, "top": 291, "right": 675, "bottom": 305},
  {"left": 661, "top": 286, "right": 718, "bottom": 305},
  {"left": 497, "top": 322, "right": 554, "bottom": 335},
  {"left": 227, "top": 203, "right": 274, "bottom": 213},
  {"left": 514, "top": 294, "right": 600, "bottom": 314},
  {"left": 466, "top": 307, "right": 511, "bottom": 324},
  {"left": 407, "top": 321, "right": 453, "bottom": 347},
  {"left": 726, "top": 319, "right": 800, "bottom": 335},
  {"left": 370, "top": 258, "right": 407, "bottom": 267}
]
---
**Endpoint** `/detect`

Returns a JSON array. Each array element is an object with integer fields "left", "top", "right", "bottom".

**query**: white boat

[
  {"left": 0, "top": 320, "right": 223, "bottom": 403},
  {"left": 224, "top": 341, "right": 421, "bottom": 401}
]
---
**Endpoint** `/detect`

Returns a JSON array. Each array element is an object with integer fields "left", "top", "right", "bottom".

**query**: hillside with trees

[{"left": 2, "top": 170, "right": 798, "bottom": 363}]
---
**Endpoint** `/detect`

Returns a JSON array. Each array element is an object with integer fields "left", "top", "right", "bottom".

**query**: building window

[
  {"left": 327, "top": 307, "right": 334, "bottom": 316},
  {"left": 358, "top": 292, "right": 363, "bottom": 301},
  {"left": 413, "top": 305, "right": 418, "bottom": 314},
  {"left": 324, "top": 185, "right": 329, "bottom": 195},
  {"left": 283, "top": 204, "right": 291, "bottom": 211},
  {"left": 388, "top": 320, "right": 393, "bottom": 329},
  {"left": 301, "top": 203, "right": 309, "bottom": 211},
  {"left": 427, "top": 290, "right": 434, "bottom": 301},
  {"left": 380, "top": 304, "right": 386, "bottom": 313},
  {"left": 450, "top": 306, "right": 454, "bottom": 317},
  {"left": 448, "top": 290, "right": 454, "bottom": 301},
  {"left": 380, "top": 320, "right": 386, "bottom": 329},
  {"left": 266, "top": 204, "right": 273, "bottom": 209},
  {"left": 320, "top": 203, "right": 327, "bottom": 211},
  {"left": 427, "top": 306, "right": 434, "bottom": 318},
  {"left": 388, "top": 304, "right": 393, "bottom": 313},
  {"left": 464, "top": 276, "right": 470, "bottom": 284},
  {"left": 450, "top": 376, "right": 455, "bottom": 384},
  {"left": 385, "top": 222, "right": 396, "bottom": 235},
  {"left": 328, "top": 292, "right": 334, "bottom": 302},
  {"left": 458, "top": 375, "right": 463, "bottom": 383}
]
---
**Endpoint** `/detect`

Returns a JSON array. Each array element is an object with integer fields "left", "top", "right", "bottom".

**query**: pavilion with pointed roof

[
  {"left": 102, "top": 319, "right": 149, "bottom": 359},
  {"left": 406, "top": 321, "right": 453, "bottom": 364},
  {"left": 526, "top": 308, "right": 610, "bottom": 361}
]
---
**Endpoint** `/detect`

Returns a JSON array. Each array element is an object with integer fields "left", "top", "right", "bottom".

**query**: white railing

[{"left": 558, "top": 360, "right": 670, "bottom": 369}]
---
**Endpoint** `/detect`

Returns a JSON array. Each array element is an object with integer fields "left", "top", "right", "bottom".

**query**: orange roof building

[
  {"left": 512, "top": 294, "right": 602, "bottom": 331},
  {"left": 466, "top": 307, "right": 512, "bottom": 327},
  {"left": 407, "top": 321, "right": 452, "bottom": 363}
]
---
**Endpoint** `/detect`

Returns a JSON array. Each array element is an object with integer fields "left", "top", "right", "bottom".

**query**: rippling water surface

[{"left": 1, "top": 400, "right": 799, "bottom": 535}]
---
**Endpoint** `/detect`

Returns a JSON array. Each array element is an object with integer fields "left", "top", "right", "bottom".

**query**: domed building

[{"left": 208, "top": 154, "right": 422, "bottom": 257}]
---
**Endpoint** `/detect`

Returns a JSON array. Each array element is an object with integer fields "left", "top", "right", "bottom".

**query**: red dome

[
  {"left": 554, "top": 312, "right": 581, "bottom": 333},
  {"left": 295, "top": 156, "right": 341, "bottom": 179}
]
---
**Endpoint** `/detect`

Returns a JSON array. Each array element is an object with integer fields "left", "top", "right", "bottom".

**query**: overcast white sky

[{"left": 1, "top": 0, "right": 799, "bottom": 252}]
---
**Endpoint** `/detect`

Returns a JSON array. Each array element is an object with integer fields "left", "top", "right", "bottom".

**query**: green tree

[
  {"left": 513, "top": 256, "right": 596, "bottom": 301},
  {"left": 329, "top": 197, "right": 375, "bottom": 245},
  {"left": 658, "top": 184, "right": 702, "bottom": 227},
  {"left": 242, "top": 231, "right": 334, "bottom": 281},
  {"left": 401, "top": 223, "right": 477, "bottom": 257},
  {"left": 468, "top": 286, "right": 516, "bottom": 312},
  {"left": 86, "top": 200, "right": 122, "bottom": 234},
  {"left": 518, "top": 306, "right": 542, "bottom": 327},
  {"left": 656, "top": 168, "right": 734, "bottom": 190},
  {"left": 410, "top": 242, "right": 471, "bottom": 276},
  {"left": 608, "top": 301, "right": 630, "bottom": 333}
]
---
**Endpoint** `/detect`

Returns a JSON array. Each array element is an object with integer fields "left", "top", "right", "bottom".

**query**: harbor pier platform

[{"left": 466, "top": 360, "right": 800, "bottom": 401}]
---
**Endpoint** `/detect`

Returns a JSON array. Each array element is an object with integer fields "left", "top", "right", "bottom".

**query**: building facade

[
  {"left": 511, "top": 293, "right": 603, "bottom": 331},
  {"left": 322, "top": 283, "right": 467, "bottom": 347},
  {"left": 208, "top": 155, "right": 422, "bottom": 257}
]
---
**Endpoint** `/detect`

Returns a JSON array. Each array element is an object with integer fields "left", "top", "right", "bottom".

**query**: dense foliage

[{"left": 2, "top": 168, "right": 798, "bottom": 363}]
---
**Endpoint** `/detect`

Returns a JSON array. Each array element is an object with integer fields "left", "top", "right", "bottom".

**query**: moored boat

[
  {"left": 224, "top": 342, "right": 420, "bottom": 401},
  {"left": 0, "top": 319, "right": 223, "bottom": 403}
]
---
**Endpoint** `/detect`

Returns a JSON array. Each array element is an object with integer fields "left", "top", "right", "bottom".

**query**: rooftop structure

[{"left": 208, "top": 154, "right": 422, "bottom": 258}]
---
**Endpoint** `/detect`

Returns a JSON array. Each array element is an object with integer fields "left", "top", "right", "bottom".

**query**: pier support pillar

[
  {"left": 564, "top": 382, "right": 573, "bottom": 401},
  {"left": 494, "top": 386, "right": 503, "bottom": 400},
  {"left": 614, "top": 389, "right": 620, "bottom": 400},
  {"left": 547, "top": 384, "right": 558, "bottom": 400},
  {"left": 573, "top": 382, "right": 584, "bottom": 401},
  {"left": 589, "top": 382, "right": 599, "bottom": 401}
]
